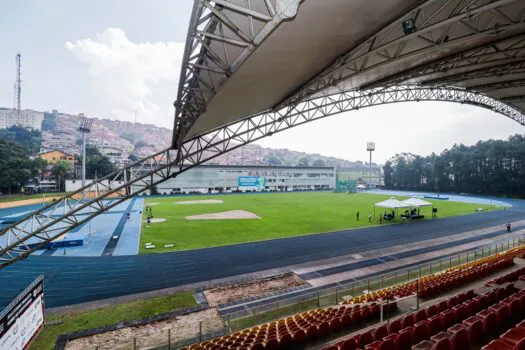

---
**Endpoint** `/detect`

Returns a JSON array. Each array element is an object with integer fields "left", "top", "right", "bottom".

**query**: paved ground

[{"left": 1, "top": 205, "right": 524, "bottom": 309}]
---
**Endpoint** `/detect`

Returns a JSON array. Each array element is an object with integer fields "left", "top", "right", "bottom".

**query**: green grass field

[
  {"left": 33, "top": 291, "right": 196, "bottom": 350},
  {"left": 139, "top": 192, "right": 500, "bottom": 254}
]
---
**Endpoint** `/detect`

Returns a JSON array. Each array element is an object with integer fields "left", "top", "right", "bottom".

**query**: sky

[{"left": 0, "top": 0, "right": 523, "bottom": 163}]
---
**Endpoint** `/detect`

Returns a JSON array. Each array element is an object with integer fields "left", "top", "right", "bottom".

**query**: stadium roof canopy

[
  {"left": 173, "top": 0, "right": 525, "bottom": 146},
  {"left": 174, "top": 0, "right": 525, "bottom": 145}
]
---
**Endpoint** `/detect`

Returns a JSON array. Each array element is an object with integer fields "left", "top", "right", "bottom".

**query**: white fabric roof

[
  {"left": 375, "top": 198, "right": 411, "bottom": 209},
  {"left": 402, "top": 198, "right": 433, "bottom": 207}
]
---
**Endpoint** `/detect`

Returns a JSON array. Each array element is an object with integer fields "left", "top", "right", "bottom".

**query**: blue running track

[{"left": 0, "top": 207, "right": 523, "bottom": 309}]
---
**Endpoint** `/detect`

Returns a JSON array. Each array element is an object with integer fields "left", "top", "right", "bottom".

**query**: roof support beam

[
  {"left": 467, "top": 78, "right": 525, "bottom": 91},
  {"left": 501, "top": 95, "right": 525, "bottom": 102}
]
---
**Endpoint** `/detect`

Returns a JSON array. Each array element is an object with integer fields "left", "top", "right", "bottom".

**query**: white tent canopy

[
  {"left": 375, "top": 198, "right": 410, "bottom": 209},
  {"left": 402, "top": 197, "right": 433, "bottom": 207}
]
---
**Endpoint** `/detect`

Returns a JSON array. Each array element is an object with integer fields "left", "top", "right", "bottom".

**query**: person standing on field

[{"left": 356, "top": 211, "right": 360, "bottom": 221}]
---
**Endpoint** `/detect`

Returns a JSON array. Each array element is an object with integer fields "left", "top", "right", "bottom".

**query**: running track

[{"left": 1, "top": 207, "right": 523, "bottom": 308}]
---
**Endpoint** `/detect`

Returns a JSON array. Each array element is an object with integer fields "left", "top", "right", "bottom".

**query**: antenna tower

[{"left": 14, "top": 54, "right": 22, "bottom": 125}]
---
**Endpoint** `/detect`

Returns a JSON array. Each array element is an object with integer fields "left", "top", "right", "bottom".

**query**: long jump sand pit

[
  {"left": 65, "top": 308, "right": 224, "bottom": 350},
  {"left": 185, "top": 210, "right": 260, "bottom": 221},
  {"left": 204, "top": 273, "right": 306, "bottom": 307},
  {"left": 174, "top": 199, "right": 224, "bottom": 205}
]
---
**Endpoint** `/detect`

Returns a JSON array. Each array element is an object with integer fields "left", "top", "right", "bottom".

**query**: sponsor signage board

[
  {"left": 0, "top": 276, "right": 44, "bottom": 350},
  {"left": 237, "top": 176, "right": 266, "bottom": 190}
]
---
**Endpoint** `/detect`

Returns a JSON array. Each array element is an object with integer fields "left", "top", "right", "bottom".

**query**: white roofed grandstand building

[{"left": 133, "top": 165, "right": 336, "bottom": 195}]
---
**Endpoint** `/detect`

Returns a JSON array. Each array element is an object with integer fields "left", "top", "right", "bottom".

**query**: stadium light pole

[
  {"left": 366, "top": 142, "right": 375, "bottom": 189},
  {"left": 78, "top": 117, "right": 93, "bottom": 189}
]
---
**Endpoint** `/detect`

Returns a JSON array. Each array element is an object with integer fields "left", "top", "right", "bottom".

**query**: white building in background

[
  {"left": 99, "top": 146, "right": 127, "bottom": 167},
  {"left": 0, "top": 109, "right": 44, "bottom": 130},
  {"left": 132, "top": 165, "right": 336, "bottom": 194},
  {"left": 65, "top": 179, "right": 126, "bottom": 192}
]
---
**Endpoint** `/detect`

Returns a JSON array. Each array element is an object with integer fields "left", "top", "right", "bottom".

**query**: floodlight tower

[
  {"left": 78, "top": 117, "right": 94, "bottom": 188},
  {"left": 366, "top": 142, "right": 375, "bottom": 188}
]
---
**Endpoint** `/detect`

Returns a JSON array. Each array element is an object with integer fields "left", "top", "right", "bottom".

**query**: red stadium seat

[
  {"left": 482, "top": 339, "right": 513, "bottom": 350},
  {"left": 452, "top": 304, "right": 467, "bottom": 322},
  {"left": 402, "top": 313, "right": 416, "bottom": 328},
  {"left": 365, "top": 340, "right": 382, "bottom": 350},
  {"left": 413, "top": 321, "right": 430, "bottom": 344},
  {"left": 440, "top": 310, "right": 456, "bottom": 329},
  {"left": 477, "top": 309, "right": 498, "bottom": 335},
  {"left": 388, "top": 319, "right": 402, "bottom": 335},
  {"left": 374, "top": 325, "right": 388, "bottom": 341},
  {"left": 357, "top": 330, "right": 374, "bottom": 348},
  {"left": 447, "top": 325, "right": 469, "bottom": 350},
  {"left": 412, "top": 340, "right": 433, "bottom": 350},
  {"left": 396, "top": 329, "right": 413, "bottom": 350},
  {"left": 415, "top": 310, "right": 427, "bottom": 323},
  {"left": 341, "top": 337, "right": 357, "bottom": 350},
  {"left": 500, "top": 328, "right": 525, "bottom": 346},
  {"left": 428, "top": 315, "right": 444, "bottom": 336},
  {"left": 426, "top": 305, "right": 439, "bottom": 318},
  {"left": 378, "top": 339, "right": 396, "bottom": 350},
  {"left": 438, "top": 301, "right": 449, "bottom": 313}
]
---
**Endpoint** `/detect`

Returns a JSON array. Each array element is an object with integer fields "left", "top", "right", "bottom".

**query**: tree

[
  {"left": 0, "top": 139, "right": 41, "bottom": 194},
  {"left": 0, "top": 126, "right": 42, "bottom": 155},
  {"left": 32, "top": 158, "right": 48, "bottom": 178},
  {"left": 134, "top": 140, "right": 148, "bottom": 149},
  {"left": 51, "top": 160, "right": 71, "bottom": 192},
  {"left": 267, "top": 155, "right": 282, "bottom": 166},
  {"left": 382, "top": 134, "right": 525, "bottom": 198},
  {"left": 297, "top": 157, "right": 309, "bottom": 167},
  {"left": 383, "top": 160, "right": 394, "bottom": 188},
  {"left": 120, "top": 132, "right": 135, "bottom": 143},
  {"left": 85, "top": 145, "right": 116, "bottom": 178},
  {"left": 128, "top": 154, "right": 139, "bottom": 162},
  {"left": 312, "top": 159, "right": 325, "bottom": 167}
]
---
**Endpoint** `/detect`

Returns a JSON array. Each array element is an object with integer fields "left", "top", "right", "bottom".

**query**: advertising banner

[
  {"left": 237, "top": 176, "right": 266, "bottom": 190},
  {"left": 0, "top": 276, "right": 44, "bottom": 350}
]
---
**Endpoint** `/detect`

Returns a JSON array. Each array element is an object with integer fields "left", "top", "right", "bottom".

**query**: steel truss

[
  {"left": 1, "top": 86, "right": 524, "bottom": 268},
  {"left": 173, "top": 0, "right": 301, "bottom": 147},
  {"left": 364, "top": 33, "right": 525, "bottom": 88},
  {"left": 276, "top": 0, "right": 525, "bottom": 107}
]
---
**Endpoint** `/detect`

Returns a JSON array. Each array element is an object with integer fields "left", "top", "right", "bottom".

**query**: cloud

[{"left": 65, "top": 28, "right": 184, "bottom": 126}]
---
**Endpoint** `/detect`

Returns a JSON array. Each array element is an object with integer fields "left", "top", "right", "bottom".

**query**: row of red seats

[
  {"left": 182, "top": 302, "right": 397, "bottom": 350},
  {"left": 410, "top": 286, "right": 525, "bottom": 350},
  {"left": 347, "top": 244, "right": 525, "bottom": 305},
  {"left": 487, "top": 266, "right": 525, "bottom": 285},
  {"left": 344, "top": 256, "right": 514, "bottom": 305},
  {"left": 323, "top": 285, "right": 523, "bottom": 350},
  {"left": 418, "top": 259, "right": 514, "bottom": 298},
  {"left": 483, "top": 321, "right": 525, "bottom": 350}
]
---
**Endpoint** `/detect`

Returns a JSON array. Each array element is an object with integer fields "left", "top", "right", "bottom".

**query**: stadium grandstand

[{"left": 2, "top": 0, "right": 525, "bottom": 349}]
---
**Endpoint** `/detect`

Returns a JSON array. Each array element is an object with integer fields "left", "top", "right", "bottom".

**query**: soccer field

[{"left": 139, "top": 192, "right": 499, "bottom": 253}]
